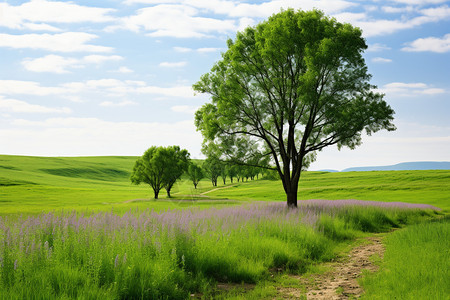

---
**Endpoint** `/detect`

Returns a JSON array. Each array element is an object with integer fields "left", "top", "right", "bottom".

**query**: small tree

[
  {"left": 163, "top": 146, "right": 190, "bottom": 197},
  {"left": 131, "top": 146, "right": 190, "bottom": 199},
  {"left": 227, "top": 165, "right": 238, "bottom": 183},
  {"left": 203, "top": 157, "right": 221, "bottom": 186},
  {"left": 187, "top": 163, "right": 204, "bottom": 189},
  {"left": 219, "top": 162, "right": 228, "bottom": 185}
]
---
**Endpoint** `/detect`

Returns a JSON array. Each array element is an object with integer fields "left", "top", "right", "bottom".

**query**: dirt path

[
  {"left": 200, "top": 184, "right": 237, "bottom": 195},
  {"left": 277, "top": 235, "right": 385, "bottom": 299}
]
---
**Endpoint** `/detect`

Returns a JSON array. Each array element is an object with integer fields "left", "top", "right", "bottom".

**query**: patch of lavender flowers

[{"left": 0, "top": 200, "right": 438, "bottom": 298}]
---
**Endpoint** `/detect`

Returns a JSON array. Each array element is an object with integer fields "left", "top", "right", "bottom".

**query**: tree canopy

[
  {"left": 194, "top": 9, "right": 395, "bottom": 207},
  {"left": 131, "top": 146, "right": 190, "bottom": 199},
  {"left": 187, "top": 163, "right": 204, "bottom": 189}
]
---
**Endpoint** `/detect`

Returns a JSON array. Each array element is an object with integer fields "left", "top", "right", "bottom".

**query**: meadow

[
  {"left": 0, "top": 155, "right": 448, "bottom": 299},
  {"left": 1, "top": 155, "right": 449, "bottom": 214}
]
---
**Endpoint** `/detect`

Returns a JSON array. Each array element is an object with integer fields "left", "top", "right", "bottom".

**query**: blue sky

[{"left": 0, "top": 0, "right": 449, "bottom": 171}]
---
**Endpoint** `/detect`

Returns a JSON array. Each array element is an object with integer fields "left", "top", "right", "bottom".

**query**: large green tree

[
  {"left": 131, "top": 146, "right": 190, "bottom": 199},
  {"left": 194, "top": 9, "right": 395, "bottom": 207}
]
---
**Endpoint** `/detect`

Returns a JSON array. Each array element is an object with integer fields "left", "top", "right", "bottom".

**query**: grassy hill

[
  {"left": 0, "top": 155, "right": 449, "bottom": 214},
  {"left": 0, "top": 155, "right": 143, "bottom": 214}
]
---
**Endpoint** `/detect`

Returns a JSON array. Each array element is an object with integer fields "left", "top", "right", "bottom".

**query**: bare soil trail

[
  {"left": 200, "top": 184, "right": 238, "bottom": 195},
  {"left": 276, "top": 235, "right": 385, "bottom": 299}
]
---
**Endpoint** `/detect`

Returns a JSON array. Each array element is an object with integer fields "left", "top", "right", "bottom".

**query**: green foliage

[
  {"left": 131, "top": 146, "right": 190, "bottom": 199},
  {"left": 360, "top": 217, "right": 450, "bottom": 299},
  {"left": 187, "top": 163, "right": 204, "bottom": 189},
  {"left": 203, "top": 157, "right": 221, "bottom": 186},
  {"left": 194, "top": 9, "right": 395, "bottom": 206}
]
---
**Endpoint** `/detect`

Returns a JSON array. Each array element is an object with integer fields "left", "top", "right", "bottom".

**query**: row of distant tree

[{"left": 130, "top": 145, "right": 272, "bottom": 199}]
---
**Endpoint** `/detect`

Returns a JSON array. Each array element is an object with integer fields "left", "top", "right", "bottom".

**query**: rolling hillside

[{"left": 1, "top": 155, "right": 449, "bottom": 214}]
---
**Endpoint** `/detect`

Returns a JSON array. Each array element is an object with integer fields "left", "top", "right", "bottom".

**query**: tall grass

[
  {"left": 0, "top": 201, "right": 439, "bottom": 299},
  {"left": 360, "top": 217, "right": 449, "bottom": 299}
]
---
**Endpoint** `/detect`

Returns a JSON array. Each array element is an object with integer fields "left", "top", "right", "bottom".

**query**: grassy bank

[
  {"left": 360, "top": 217, "right": 449, "bottom": 299},
  {"left": 0, "top": 201, "right": 439, "bottom": 299}
]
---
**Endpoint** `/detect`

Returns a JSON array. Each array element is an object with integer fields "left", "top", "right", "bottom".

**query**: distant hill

[{"left": 342, "top": 161, "right": 450, "bottom": 172}]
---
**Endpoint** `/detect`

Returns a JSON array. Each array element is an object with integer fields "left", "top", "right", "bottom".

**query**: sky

[{"left": 0, "top": 0, "right": 449, "bottom": 171}]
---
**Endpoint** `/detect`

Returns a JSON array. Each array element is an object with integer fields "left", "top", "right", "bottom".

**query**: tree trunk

[
  {"left": 166, "top": 189, "right": 171, "bottom": 198},
  {"left": 286, "top": 190, "right": 297, "bottom": 207},
  {"left": 154, "top": 189, "right": 159, "bottom": 199},
  {"left": 285, "top": 173, "right": 300, "bottom": 208}
]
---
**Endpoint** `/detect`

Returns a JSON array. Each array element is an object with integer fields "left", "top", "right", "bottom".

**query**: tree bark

[
  {"left": 154, "top": 189, "right": 159, "bottom": 199},
  {"left": 286, "top": 189, "right": 298, "bottom": 207}
]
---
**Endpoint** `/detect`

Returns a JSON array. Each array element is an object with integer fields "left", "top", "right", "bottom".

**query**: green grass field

[
  {"left": 0, "top": 155, "right": 448, "bottom": 299},
  {"left": 1, "top": 155, "right": 449, "bottom": 214},
  {"left": 361, "top": 217, "right": 450, "bottom": 299}
]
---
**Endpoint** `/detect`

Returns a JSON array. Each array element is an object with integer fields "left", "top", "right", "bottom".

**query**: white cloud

[
  {"left": 367, "top": 43, "right": 391, "bottom": 52},
  {"left": 22, "top": 23, "right": 62, "bottom": 32},
  {"left": 219, "top": 0, "right": 354, "bottom": 18},
  {"left": 390, "top": 0, "right": 448, "bottom": 4},
  {"left": 355, "top": 19, "right": 417, "bottom": 37},
  {"left": 115, "top": 66, "right": 134, "bottom": 73},
  {"left": 0, "top": 1, "right": 116, "bottom": 30},
  {"left": 335, "top": 5, "right": 450, "bottom": 37},
  {"left": 421, "top": 5, "right": 450, "bottom": 19},
  {"left": 59, "top": 79, "right": 195, "bottom": 98},
  {"left": 137, "top": 85, "right": 195, "bottom": 98},
  {"left": 421, "top": 88, "right": 447, "bottom": 95},
  {"left": 371, "top": 57, "right": 392, "bottom": 63},
  {"left": 330, "top": 12, "right": 367, "bottom": 24},
  {"left": 111, "top": 4, "right": 236, "bottom": 38},
  {"left": 382, "top": 6, "right": 415, "bottom": 14},
  {"left": 22, "top": 54, "right": 123, "bottom": 73},
  {"left": 0, "top": 96, "right": 71, "bottom": 114},
  {"left": 116, "top": 1, "right": 448, "bottom": 39},
  {"left": 100, "top": 100, "right": 137, "bottom": 107},
  {"left": 83, "top": 55, "right": 123, "bottom": 64},
  {"left": 197, "top": 47, "right": 221, "bottom": 53},
  {"left": 402, "top": 34, "right": 450, "bottom": 53},
  {"left": 0, "top": 80, "right": 66, "bottom": 96},
  {"left": 174, "top": 46, "right": 221, "bottom": 53},
  {"left": 174, "top": 47, "right": 192, "bottom": 53},
  {"left": 0, "top": 32, "right": 113, "bottom": 53},
  {"left": 238, "top": 17, "right": 256, "bottom": 31},
  {"left": 171, "top": 105, "right": 198, "bottom": 114},
  {"left": 2, "top": 118, "right": 203, "bottom": 157},
  {"left": 22, "top": 55, "right": 77, "bottom": 74},
  {"left": 159, "top": 61, "right": 187, "bottom": 68},
  {"left": 379, "top": 82, "right": 446, "bottom": 96}
]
